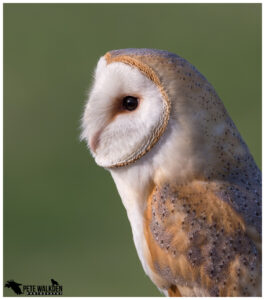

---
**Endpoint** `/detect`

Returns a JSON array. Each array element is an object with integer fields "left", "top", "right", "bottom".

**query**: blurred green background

[{"left": 4, "top": 4, "right": 261, "bottom": 297}]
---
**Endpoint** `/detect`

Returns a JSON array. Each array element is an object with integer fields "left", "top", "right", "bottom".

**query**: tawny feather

[{"left": 81, "top": 48, "right": 261, "bottom": 297}]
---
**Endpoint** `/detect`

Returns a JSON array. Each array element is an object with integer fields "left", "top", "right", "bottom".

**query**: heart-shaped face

[{"left": 81, "top": 53, "right": 170, "bottom": 168}]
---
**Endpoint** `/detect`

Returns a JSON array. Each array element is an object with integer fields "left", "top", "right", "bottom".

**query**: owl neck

[
  {"left": 109, "top": 115, "right": 256, "bottom": 215},
  {"left": 108, "top": 120, "right": 196, "bottom": 216}
]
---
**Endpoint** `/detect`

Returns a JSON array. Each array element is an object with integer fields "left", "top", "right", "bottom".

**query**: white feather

[{"left": 81, "top": 57, "right": 164, "bottom": 167}]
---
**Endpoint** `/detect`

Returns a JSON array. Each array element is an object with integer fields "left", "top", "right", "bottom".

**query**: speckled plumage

[
  {"left": 81, "top": 48, "right": 261, "bottom": 296},
  {"left": 145, "top": 180, "right": 261, "bottom": 296}
]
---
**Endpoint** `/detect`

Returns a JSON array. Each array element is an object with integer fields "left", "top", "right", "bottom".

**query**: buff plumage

[{"left": 81, "top": 48, "right": 261, "bottom": 296}]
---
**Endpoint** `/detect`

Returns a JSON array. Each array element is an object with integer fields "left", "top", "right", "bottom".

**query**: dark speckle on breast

[{"left": 146, "top": 179, "right": 261, "bottom": 296}]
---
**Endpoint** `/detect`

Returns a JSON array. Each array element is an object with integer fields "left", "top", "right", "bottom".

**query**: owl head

[{"left": 81, "top": 49, "right": 248, "bottom": 180}]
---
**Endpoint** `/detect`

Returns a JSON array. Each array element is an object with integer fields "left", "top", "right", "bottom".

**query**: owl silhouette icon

[
  {"left": 5, "top": 280, "right": 23, "bottom": 295},
  {"left": 51, "top": 279, "right": 59, "bottom": 286}
]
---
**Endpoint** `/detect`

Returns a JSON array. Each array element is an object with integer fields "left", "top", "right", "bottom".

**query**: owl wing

[{"left": 144, "top": 180, "right": 261, "bottom": 297}]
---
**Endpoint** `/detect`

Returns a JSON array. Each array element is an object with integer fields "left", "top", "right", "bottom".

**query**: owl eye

[{"left": 122, "top": 96, "right": 138, "bottom": 111}]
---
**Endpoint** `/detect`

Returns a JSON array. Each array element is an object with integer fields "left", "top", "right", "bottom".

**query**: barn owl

[{"left": 81, "top": 49, "right": 261, "bottom": 296}]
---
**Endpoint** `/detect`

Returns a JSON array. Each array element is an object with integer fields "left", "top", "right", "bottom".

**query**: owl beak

[{"left": 90, "top": 129, "right": 102, "bottom": 153}]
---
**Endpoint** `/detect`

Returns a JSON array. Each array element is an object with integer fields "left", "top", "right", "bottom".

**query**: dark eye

[{"left": 122, "top": 96, "right": 139, "bottom": 111}]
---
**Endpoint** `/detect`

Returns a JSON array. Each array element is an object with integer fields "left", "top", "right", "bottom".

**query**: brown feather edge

[
  {"left": 104, "top": 52, "right": 171, "bottom": 168},
  {"left": 168, "top": 285, "right": 182, "bottom": 297}
]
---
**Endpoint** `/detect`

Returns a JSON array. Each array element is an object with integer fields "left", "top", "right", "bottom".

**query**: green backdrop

[{"left": 4, "top": 4, "right": 261, "bottom": 296}]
